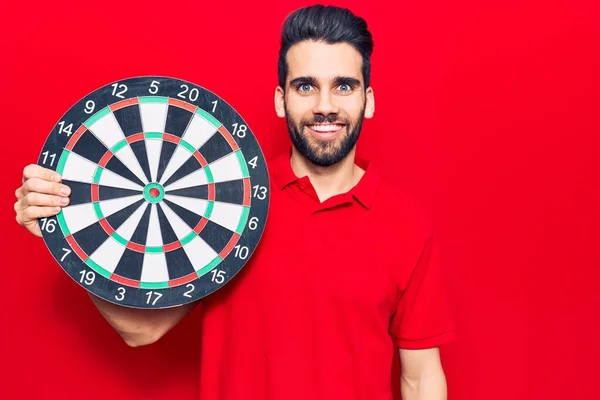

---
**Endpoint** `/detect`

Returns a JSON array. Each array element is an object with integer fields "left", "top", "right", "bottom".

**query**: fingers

[
  {"left": 16, "top": 164, "right": 68, "bottom": 238},
  {"left": 16, "top": 192, "right": 70, "bottom": 211},
  {"left": 23, "top": 164, "right": 61, "bottom": 183},
  {"left": 20, "top": 205, "right": 61, "bottom": 221},
  {"left": 22, "top": 177, "right": 70, "bottom": 197},
  {"left": 15, "top": 205, "right": 61, "bottom": 237}
]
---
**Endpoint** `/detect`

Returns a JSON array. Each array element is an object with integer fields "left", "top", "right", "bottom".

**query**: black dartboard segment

[{"left": 37, "top": 76, "right": 270, "bottom": 309}]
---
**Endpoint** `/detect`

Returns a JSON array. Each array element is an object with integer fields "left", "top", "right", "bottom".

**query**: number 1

[
  {"left": 145, "top": 291, "right": 162, "bottom": 305},
  {"left": 41, "top": 151, "right": 56, "bottom": 167}
]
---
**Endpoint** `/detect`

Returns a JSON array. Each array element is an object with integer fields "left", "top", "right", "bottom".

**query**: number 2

[
  {"left": 177, "top": 84, "right": 199, "bottom": 101},
  {"left": 183, "top": 284, "right": 194, "bottom": 298},
  {"left": 111, "top": 83, "right": 128, "bottom": 98}
]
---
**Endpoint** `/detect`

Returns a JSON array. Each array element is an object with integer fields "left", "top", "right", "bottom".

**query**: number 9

[{"left": 84, "top": 100, "right": 95, "bottom": 114}]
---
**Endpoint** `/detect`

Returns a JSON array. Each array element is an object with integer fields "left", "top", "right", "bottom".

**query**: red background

[{"left": 1, "top": 0, "right": 598, "bottom": 399}]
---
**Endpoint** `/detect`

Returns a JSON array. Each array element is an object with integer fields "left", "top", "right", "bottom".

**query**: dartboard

[{"left": 36, "top": 76, "right": 270, "bottom": 309}]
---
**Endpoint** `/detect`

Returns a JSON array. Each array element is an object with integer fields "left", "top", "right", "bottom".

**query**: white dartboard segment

[
  {"left": 208, "top": 151, "right": 244, "bottom": 183},
  {"left": 163, "top": 167, "right": 208, "bottom": 191},
  {"left": 181, "top": 113, "right": 217, "bottom": 150},
  {"left": 182, "top": 235, "right": 220, "bottom": 273},
  {"left": 164, "top": 194, "right": 209, "bottom": 217},
  {"left": 61, "top": 203, "right": 99, "bottom": 234},
  {"left": 113, "top": 202, "right": 149, "bottom": 241},
  {"left": 98, "top": 168, "right": 144, "bottom": 191},
  {"left": 97, "top": 195, "right": 144, "bottom": 219},
  {"left": 141, "top": 253, "right": 170, "bottom": 283},
  {"left": 86, "top": 111, "right": 124, "bottom": 148},
  {"left": 159, "top": 202, "right": 197, "bottom": 239},
  {"left": 158, "top": 146, "right": 190, "bottom": 185},
  {"left": 113, "top": 144, "right": 149, "bottom": 185},
  {"left": 145, "top": 139, "right": 163, "bottom": 182},
  {"left": 139, "top": 101, "right": 168, "bottom": 133},
  {"left": 145, "top": 205, "right": 163, "bottom": 247},
  {"left": 209, "top": 201, "right": 245, "bottom": 233},
  {"left": 60, "top": 151, "right": 97, "bottom": 184}
]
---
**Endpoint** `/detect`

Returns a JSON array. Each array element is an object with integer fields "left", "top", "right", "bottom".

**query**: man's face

[{"left": 275, "top": 40, "right": 374, "bottom": 166}]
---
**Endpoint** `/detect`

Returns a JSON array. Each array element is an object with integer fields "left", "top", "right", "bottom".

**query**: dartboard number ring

[{"left": 37, "top": 76, "right": 270, "bottom": 309}]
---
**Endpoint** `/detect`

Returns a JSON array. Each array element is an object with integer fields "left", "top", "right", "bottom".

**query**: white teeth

[{"left": 308, "top": 124, "right": 344, "bottom": 132}]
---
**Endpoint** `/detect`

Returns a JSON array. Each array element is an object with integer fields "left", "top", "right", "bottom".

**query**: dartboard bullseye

[{"left": 37, "top": 76, "right": 270, "bottom": 309}]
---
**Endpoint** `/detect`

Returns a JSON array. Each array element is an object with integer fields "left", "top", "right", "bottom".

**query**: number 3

[{"left": 115, "top": 287, "right": 126, "bottom": 301}]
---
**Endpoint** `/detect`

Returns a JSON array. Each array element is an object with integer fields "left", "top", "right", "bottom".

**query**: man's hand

[{"left": 14, "top": 164, "right": 71, "bottom": 237}]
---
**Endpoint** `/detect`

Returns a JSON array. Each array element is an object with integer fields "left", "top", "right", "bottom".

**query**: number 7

[{"left": 61, "top": 248, "right": 72, "bottom": 262}]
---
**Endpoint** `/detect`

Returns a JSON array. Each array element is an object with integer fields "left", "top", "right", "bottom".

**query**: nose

[{"left": 312, "top": 90, "right": 339, "bottom": 116}]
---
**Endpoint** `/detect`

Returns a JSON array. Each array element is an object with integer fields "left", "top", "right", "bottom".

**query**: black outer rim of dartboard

[{"left": 36, "top": 76, "right": 270, "bottom": 309}]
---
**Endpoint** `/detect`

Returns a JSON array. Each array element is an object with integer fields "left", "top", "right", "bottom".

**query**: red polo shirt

[{"left": 197, "top": 149, "right": 456, "bottom": 400}]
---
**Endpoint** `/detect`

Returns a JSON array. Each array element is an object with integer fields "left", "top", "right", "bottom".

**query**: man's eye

[
  {"left": 299, "top": 84, "right": 312, "bottom": 92},
  {"left": 338, "top": 84, "right": 352, "bottom": 92}
]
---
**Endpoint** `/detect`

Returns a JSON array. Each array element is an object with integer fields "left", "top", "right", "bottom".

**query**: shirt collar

[{"left": 269, "top": 147, "right": 380, "bottom": 209}]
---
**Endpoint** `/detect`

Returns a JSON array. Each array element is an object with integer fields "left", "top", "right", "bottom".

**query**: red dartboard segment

[
  {"left": 208, "top": 183, "right": 216, "bottom": 201},
  {"left": 193, "top": 218, "right": 209, "bottom": 234},
  {"left": 243, "top": 178, "right": 251, "bottom": 206},
  {"left": 126, "top": 132, "right": 145, "bottom": 144},
  {"left": 91, "top": 184, "right": 100, "bottom": 202},
  {"left": 218, "top": 125, "right": 239, "bottom": 151},
  {"left": 65, "top": 235, "right": 88, "bottom": 261},
  {"left": 168, "top": 98, "right": 197, "bottom": 113},
  {"left": 98, "top": 150, "right": 113, "bottom": 168},
  {"left": 220, "top": 233, "right": 241, "bottom": 259},
  {"left": 168, "top": 272, "right": 198, "bottom": 287},
  {"left": 193, "top": 151, "right": 208, "bottom": 167},
  {"left": 109, "top": 98, "right": 139, "bottom": 111},
  {"left": 126, "top": 242, "right": 145, "bottom": 252},
  {"left": 98, "top": 218, "right": 114, "bottom": 235},
  {"left": 111, "top": 274, "right": 140, "bottom": 288},
  {"left": 65, "top": 125, "right": 87, "bottom": 151},
  {"left": 163, "top": 241, "right": 182, "bottom": 252},
  {"left": 162, "top": 133, "right": 181, "bottom": 144}
]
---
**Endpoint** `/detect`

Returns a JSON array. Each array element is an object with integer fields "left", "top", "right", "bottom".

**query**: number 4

[{"left": 248, "top": 156, "right": 258, "bottom": 169}]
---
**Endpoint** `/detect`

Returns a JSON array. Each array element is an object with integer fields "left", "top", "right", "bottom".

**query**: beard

[{"left": 284, "top": 102, "right": 365, "bottom": 167}]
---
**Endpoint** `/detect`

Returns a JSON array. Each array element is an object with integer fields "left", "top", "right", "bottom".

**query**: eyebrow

[
  {"left": 289, "top": 76, "right": 362, "bottom": 88},
  {"left": 289, "top": 76, "right": 318, "bottom": 87},
  {"left": 332, "top": 76, "right": 361, "bottom": 88}
]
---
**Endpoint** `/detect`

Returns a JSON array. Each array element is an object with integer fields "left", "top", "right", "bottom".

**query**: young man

[{"left": 14, "top": 5, "right": 455, "bottom": 400}]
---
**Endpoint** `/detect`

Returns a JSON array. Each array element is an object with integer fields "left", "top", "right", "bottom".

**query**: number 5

[{"left": 149, "top": 80, "right": 160, "bottom": 94}]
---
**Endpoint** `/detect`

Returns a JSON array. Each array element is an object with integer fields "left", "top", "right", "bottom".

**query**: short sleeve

[{"left": 389, "top": 233, "right": 456, "bottom": 349}]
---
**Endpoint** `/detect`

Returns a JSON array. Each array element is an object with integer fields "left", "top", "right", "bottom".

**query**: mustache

[{"left": 302, "top": 114, "right": 349, "bottom": 125}]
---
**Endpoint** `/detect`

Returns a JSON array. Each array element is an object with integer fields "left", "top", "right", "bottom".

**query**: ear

[
  {"left": 364, "top": 87, "right": 375, "bottom": 119},
  {"left": 275, "top": 86, "right": 286, "bottom": 118}
]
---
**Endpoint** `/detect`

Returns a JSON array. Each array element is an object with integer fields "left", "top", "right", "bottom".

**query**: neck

[{"left": 290, "top": 146, "right": 365, "bottom": 202}]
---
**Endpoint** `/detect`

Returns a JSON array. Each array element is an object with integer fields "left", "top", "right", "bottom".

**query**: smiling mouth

[{"left": 306, "top": 123, "right": 345, "bottom": 136}]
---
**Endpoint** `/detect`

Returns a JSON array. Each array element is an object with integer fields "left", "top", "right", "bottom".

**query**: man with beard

[{"left": 13, "top": 4, "right": 455, "bottom": 400}]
